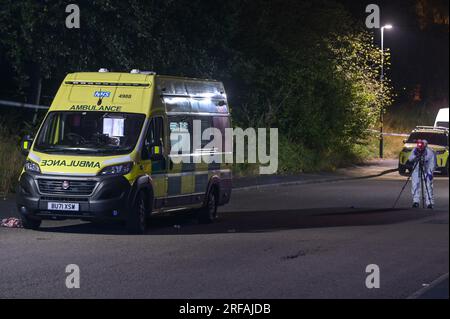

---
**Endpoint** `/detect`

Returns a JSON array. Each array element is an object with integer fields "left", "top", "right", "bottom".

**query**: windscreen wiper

[
  {"left": 89, "top": 148, "right": 132, "bottom": 154},
  {"left": 41, "top": 146, "right": 97, "bottom": 154}
]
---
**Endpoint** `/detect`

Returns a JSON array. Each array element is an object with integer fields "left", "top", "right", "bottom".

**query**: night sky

[{"left": 341, "top": 0, "right": 449, "bottom": 109}]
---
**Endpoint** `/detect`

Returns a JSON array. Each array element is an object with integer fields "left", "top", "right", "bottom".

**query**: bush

[
  {"left": 233, "top": 135, "right": 377, "bottom": 177},
  {"left": 0, "top": 128, "right": 23, "bottom": 196},
  {"left": 385, "top": 103, "right": 439, "bottom": 132}
]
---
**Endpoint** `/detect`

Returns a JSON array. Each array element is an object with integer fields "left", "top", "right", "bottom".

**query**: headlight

[
  {"left": 24, "top": 160, "right": 41, "bottom": 173},
  {"left": 99, "top": 162, "right": 133, "bottom": 176}
]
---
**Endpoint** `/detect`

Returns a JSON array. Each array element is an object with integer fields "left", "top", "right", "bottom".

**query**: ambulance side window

[
  {"left": 199, "top": 116, "right": 213, "bottom": 149},
  {"left": 213, "top": 116, "right": 230, "bottom": 152},
  {"left": 169, "top": 117, "right": 191, "bottom": 155},
  {"left": 142, "top": 117, "right": 164, "bottom": 160}
]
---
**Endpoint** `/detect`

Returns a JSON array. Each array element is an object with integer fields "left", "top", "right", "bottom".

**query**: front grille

[
  {"left": 37, "top": 179, "right": 97, "bottom": 196},
  {"left": 41, "top": 196, "right": 89, "bottom": 202}
]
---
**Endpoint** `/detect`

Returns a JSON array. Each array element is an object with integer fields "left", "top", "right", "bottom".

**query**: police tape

[
  {"left": 0, "top": 99, "right": 49, "bottom": 110},
  {"left": 367, "top": 129, "right": 409, "bottom": 137},
  {"left": 0, "top": 100, "right": 412, "bottom": 138}
]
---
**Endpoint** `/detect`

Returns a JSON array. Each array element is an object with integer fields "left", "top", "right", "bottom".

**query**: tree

[
  {"left": 0, "top": 0, "right": 238, "bottom": 99},
  {"left": 0, "top": 0, "right": 394, "bottom": 171},
  {"left": 230, "top": 0, "right": 393, "bottom": 153}
]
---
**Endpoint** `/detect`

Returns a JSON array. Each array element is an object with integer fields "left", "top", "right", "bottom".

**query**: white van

[{"left": 434, "top": 108, "right": 449, "bottom": 128}]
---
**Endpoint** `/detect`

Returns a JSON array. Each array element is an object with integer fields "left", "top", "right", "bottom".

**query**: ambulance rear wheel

[
  {"left": 21, "top": 214, "right": 42, "bottom": 230},
  {"left": 126, "top": 191, "right": 147, "bottom": 235},
  {"left": 198, "top": 188, "right": 218, "bottom": 224}
]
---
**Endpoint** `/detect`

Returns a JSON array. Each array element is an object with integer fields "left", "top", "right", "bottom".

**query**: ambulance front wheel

[
  {"left": 21, "top": 214, "right": 42, "bottom": 230},
  {"left": 198, "top": 187, "right": 219, "bottom": 224},
  {"left": 126, "top": 191, "right": 148, "bottom": 235},
  {"left": 398, "top": 164, "right": 407, "bottom": 176}
]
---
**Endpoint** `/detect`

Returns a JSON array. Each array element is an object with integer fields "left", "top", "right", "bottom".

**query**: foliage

[
  {"left": 0, "top": 126, "right": 23, "bottom": 195},
  {"left": 0, "top": 0, "right": 395, "bottom": 180},
  {"left": 231, "top": 0, "right": 394, "bottom": 153}
]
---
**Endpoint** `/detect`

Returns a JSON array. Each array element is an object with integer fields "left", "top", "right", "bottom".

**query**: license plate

[{"left": 47, "top": 202, "right": 80, "bottom": 211}]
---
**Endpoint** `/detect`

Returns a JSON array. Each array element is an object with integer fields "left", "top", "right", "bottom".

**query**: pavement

[
  {"left": 232, "top": 159, "right": 399, "bottom": 190},
  {"left": 0, "top": 159, "right": 448, "bottom": 299}
]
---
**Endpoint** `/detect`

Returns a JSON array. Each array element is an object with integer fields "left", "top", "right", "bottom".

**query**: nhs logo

[{"left": 94, "top": 91, "right": 111, "bottom": 98}]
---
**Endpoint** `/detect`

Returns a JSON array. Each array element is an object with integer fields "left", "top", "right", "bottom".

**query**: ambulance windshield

[
  {"left": 407, "top": 132, "right": 448, "bottom": 147},
  {"left": 34, "top": 111, "right": 145, "bottom": 155}
]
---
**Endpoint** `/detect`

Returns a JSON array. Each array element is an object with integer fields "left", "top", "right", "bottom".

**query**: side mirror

[
  {"left": 150, "top": 145, "right": 164, "bottom": 161},
  {"left": 20, "top": 135, "right": 34, "bottom": 156}
]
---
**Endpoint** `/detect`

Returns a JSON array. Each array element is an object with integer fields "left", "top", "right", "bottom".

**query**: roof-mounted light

[{"left": 130, "top": 69, "right": 156, "bottom": 75}]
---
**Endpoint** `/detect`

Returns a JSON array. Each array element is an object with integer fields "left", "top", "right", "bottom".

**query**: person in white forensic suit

[{"left": 408, "top": 139, "right": 437, "bottom": 209}]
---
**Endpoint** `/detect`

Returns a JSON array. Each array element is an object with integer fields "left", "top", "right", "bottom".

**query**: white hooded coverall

[{"left": 408, "top": 147, "right": 437, "bottom": 206}]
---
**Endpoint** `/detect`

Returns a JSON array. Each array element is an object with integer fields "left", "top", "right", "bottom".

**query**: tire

[
  {"left": 90, "top": 220, "right": 109, "bottom": 228},
  {"left": 126, "top": 191, "right": 148, "bottom": 234},
  {"left": 21, "top": 214, "right": 42, "bottom": 230},
  {"left": 198, "top": 188, "right": 218, "bottom": 224},
  {"left": 398, "top": 165, "right": 407, "bottom": 176}
]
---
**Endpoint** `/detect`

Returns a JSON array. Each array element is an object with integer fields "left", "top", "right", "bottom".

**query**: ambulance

[{"left": 17, "top": 69, "right": 232, "bottom": 234}]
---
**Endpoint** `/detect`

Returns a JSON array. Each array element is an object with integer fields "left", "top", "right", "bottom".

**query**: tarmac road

[{"left": 0, "top": 166, "right": 448, "bottom": 299}]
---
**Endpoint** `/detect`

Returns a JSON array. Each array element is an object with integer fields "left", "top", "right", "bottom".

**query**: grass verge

[{"left": 232, "top": 133, "right": 406, "bottom": 178}]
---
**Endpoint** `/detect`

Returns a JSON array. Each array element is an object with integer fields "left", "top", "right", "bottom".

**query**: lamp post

[{"left": 379, "top": 24, "right": 392, "bottom": 159}]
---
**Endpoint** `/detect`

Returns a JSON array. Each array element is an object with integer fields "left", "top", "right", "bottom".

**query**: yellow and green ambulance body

[
  {"left": 17, "top": 70, "right": 232, "bottom": 233},
  {"left": 398, "top": 126, "right": 449, "bottom": 176}
]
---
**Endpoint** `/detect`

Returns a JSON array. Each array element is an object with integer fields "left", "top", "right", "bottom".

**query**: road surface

[{"left": 0, "top": 165, "right": 448, "bottom": 299}]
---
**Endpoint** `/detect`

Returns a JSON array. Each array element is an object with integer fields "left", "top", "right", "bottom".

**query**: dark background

[
  {"left": 342, "top": 0, "right": 449, "bottom": 110},
  {"left": 1, "top": 0, "right": 448, "bottom": 108},
  {"left": 0, "top": 0, "right": 448, "bottom": 174}
]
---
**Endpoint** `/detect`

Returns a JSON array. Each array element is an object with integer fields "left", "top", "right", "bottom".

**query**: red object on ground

[{"left": 1, "top": 217, "right": 23, "bottom": 228}]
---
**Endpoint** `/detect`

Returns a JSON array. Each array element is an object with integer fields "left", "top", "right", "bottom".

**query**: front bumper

[
  {"left": 398, "top": 162, "right": 447, "bottom": 175},
  {"left": 398, "top": 162, "right": 413, "bottom": 172},
  {"left": 16, "top": 172, "right": 132, "bottom": 221},
  {"left": 399, "top": 151, "right": 448, "bottom": 171}
]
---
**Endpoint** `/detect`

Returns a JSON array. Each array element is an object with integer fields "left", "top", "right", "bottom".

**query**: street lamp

[{"left": 379, "top": 24, "right": 393, "bottom": 159}]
